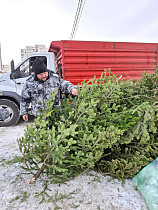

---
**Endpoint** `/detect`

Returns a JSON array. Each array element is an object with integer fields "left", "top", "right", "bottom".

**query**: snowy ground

[{"left": 0, "top": 117, "right": 148, "bottom": 210}]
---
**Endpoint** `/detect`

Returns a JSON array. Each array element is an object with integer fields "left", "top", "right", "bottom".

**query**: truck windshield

[
  {"left": 20, "top": 59, "right": 30, "bottom": 77},
  {"left": 14, "top": 56, "right": 47, "bottom": 79}
]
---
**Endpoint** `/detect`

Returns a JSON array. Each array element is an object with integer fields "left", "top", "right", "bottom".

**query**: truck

[{"left": 0, "top": 40, "right": 158, "bottom": 127}]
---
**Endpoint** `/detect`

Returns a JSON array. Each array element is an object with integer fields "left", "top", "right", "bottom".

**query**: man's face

[{"left": 37, "top": 72, "right": 48, "bottom": 81}]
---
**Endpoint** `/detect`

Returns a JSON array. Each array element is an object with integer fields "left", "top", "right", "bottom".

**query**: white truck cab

[{"left": 0, "top": 52, "right": 56, "bottom": 127}]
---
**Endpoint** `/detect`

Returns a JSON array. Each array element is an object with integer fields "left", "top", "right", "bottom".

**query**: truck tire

[{"left": 0, "top": 99, "right": 20, "bottom": 127}]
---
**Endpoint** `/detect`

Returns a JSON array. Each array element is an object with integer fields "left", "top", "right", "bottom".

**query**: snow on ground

[{"left": 0, "top": 117, "right": 148, "bottom": 210}]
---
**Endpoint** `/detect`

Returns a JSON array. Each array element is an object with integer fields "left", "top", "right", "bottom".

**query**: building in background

[
  {"left": 21, "top": 44, "right": 48, "bottom": 60},
  {"left": 0, "top": 43, "right": 9, "bottom": 73},
  {"left": 0, "top": 44, "right": 48, "bottom": 73},
  {"left": 2, "top": 64, "right": 10, "bottom": 73},
  {"left": 0, "top": 43, "right": 10, "bottom": 73}
]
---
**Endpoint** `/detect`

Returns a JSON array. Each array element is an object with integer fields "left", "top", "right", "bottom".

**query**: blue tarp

[{"left": 132, "top": 157, "right": 158, "bottom": 210}]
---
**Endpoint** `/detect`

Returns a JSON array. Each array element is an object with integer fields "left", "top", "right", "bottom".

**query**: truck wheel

[{"left": 0, "top": 99, "right": 20, "bottom": 127}]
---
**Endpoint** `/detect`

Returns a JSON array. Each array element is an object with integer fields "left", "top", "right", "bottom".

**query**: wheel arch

[{"left": 0, "top": 91, "right": 21, "bottom": 108}]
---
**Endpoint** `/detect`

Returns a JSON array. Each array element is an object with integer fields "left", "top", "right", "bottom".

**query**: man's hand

[
  {"left": 71, "top": 88, "right": 78, "bottom": 96},
  {"left": 22, "top": 114, "right": 28, "bottom": 121}
]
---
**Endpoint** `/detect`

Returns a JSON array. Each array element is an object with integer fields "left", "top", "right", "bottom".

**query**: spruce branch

[
  {"left": 29, "top": 134, "right": 64, "bottom": 184},
  {"left": 23, "top": 146, "right": 35, "bottom": 176},
  {"left": 95, "top": 75, "right": 122, "bottom": 108}
]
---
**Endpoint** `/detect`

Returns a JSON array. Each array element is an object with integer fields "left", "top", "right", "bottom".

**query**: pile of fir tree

[{"left": 18, "top": 70, "right": 158, "bottom": 183}]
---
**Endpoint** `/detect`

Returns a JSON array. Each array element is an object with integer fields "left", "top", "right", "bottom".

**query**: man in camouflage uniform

[{"left": 20, "top": 58, "right": 78, "bottom": 121}]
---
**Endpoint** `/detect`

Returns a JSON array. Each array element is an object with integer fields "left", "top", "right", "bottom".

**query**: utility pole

[{"left": 0, "top": 42, "right": 2, "bottom": 72}]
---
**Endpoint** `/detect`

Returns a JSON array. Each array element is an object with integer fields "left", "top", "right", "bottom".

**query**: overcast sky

[{"left": 1, "top": 0, "right": 158, "bottom": 65}]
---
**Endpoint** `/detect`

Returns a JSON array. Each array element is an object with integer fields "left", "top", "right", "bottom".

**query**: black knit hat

[{"left": 33, "top": 58, "right": 48, "bottom": 75}]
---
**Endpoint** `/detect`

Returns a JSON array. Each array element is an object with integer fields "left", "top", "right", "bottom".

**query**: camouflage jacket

[{"left": 20, "top": 71, "right": 77, "bottom": 116}]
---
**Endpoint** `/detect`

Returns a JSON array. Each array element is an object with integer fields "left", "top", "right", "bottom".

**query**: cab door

[
  {"left": 14, "top": 56, "right": 48, "bottom": 95},
  {"left": 14, "top": 58, "right": 31, "bottom": 96}
]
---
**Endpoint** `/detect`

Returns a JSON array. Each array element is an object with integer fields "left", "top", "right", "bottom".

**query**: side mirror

[
  {"left": 10, "top": 60, "right": 21, "bottom": 79},
  {"left": 11, "top": 60, "right": 15, "bottom": 72}
]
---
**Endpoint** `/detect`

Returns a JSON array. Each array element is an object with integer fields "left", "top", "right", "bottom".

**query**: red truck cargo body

[{"left": 49, "top": 40, "right": 158, "bottom": 85}]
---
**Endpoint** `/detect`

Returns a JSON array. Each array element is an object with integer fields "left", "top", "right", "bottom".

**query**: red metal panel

[
  {"left": 115, "top": 42, "right": 158, "bottom": 50},
  {"left": 49, "top": 40, "right": 158, "bottom": 50},
  {"left": 49, "top": 40, "right": 158, "bottom": 85},
  {"left": 156, "top": 45, "right": 158, "bottom": 69},
  {"left": 60, "top": 41, "right": 66, "bottom": 80}
]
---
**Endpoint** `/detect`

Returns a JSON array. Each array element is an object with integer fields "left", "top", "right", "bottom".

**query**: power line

[
  {"left": 70, "top": 0, "right": 86, "bottom": 40},
  {"left": 71, "top": 1, "right": 82, "bottom": 39}
]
